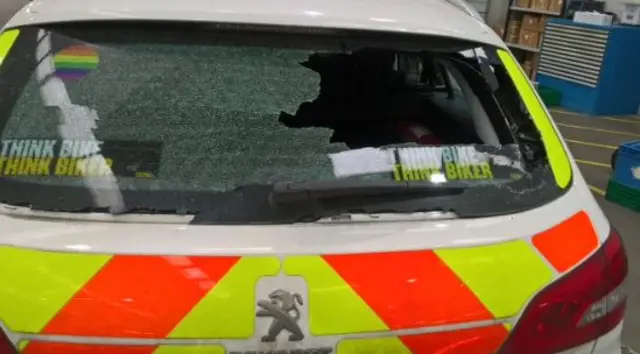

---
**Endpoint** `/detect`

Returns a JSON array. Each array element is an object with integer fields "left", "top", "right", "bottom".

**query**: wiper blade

[{"left": 269, "top": 180, "right": 467, "bottom": 205}]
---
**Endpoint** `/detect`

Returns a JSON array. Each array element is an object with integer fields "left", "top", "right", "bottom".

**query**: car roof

[{"left": 6, "top": 0, "right": 506, "bottom": 48}]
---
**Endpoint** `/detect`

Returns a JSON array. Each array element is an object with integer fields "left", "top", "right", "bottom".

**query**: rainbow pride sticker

[{"left": 54, "top": 45, "right": 99, "bottom": 81}]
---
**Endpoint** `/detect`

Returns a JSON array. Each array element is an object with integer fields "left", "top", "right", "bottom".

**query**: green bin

[
  {"left": 537, "top": 85, "right": 562, "bottom": 107},
  {"left": 606, "top": 179, "right": 640, "bottom": 213}
]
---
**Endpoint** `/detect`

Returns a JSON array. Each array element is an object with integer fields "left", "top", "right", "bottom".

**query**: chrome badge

[{"left": 256, "top": 289, "right": 305, "bottom": 342}]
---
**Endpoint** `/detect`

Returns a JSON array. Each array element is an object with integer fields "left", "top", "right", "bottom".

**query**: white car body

[{"left": 0, "top": 0, "right": 625, "bottom": 353}]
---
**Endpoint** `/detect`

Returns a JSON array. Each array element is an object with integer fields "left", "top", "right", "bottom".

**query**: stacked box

[
  {"left": 522, "top": 14, "right": 540, "bottom": 29},
  {"left": 518, "top": 14, "right": 547, "bottom": 49},
  {"left": 606, "top": 141, "right": 640, "bottom": 212},
  {"left": 531, "top": 0, "right": 550, "bottom": 10},
  {"left": 523, "top": 56, "right": 534, "bottom": 77},
  {"left": 519, "top": 30, "right": 541, "bottom": 48},
  {"left": 547, "top": 0, "right": 564, "bottom": 14},
  {"left": 523, "top": 62, "right": 532, "bottom": 77},
  {"left": 606, "top": 180, "right": 640, "bottom": 212},
  {"left": 507, "top": 20, "right": 522, "bottom": 44}
]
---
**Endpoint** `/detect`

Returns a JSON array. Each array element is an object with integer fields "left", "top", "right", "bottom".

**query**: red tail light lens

[
  {"left": 0, "top": 330, "right": 16, "bottom": 354},
  {"left": 499, "top": 228, "right": 627, "bottom": 354}
]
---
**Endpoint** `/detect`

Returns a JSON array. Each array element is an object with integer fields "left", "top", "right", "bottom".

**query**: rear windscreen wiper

[{"left": 269, "top": 179, "right": 467, "bottom": 205}]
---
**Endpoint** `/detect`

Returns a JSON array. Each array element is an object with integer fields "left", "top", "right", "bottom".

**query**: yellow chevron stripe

[
  {"left": 154, "top": 345, "right": 225, "bottom": 353},
  {"left": 435, "top": 240, "right": 554, "bottom": 319},
  {"left": 497, "top": 50, "right": 572, "bottom": 189},
  {"left": 284, "top": 256, "right": 392, "bottom": 336},
  {"left": 0, "top": 29, "right": 19, "bottom": 66},
  {"left": 338, "top": 337, "right": 411, "bottom": 354},
  {"left": 0, "top": 247, "right": 111, "bottom": 333},
  {"left": 16, "top": 342, "right": 225, "bottom": 353},
  {"left": 167, "top": 257, "right": 280, "bottom": 338},
  {"left": 17, "top": 341, "right": 29, "bottom": 352}
]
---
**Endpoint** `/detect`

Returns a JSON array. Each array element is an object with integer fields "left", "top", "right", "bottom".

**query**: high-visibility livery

[
  {"left": 0, "top": 211, "right": 611, "bottom": 354},
  {"left": 0, "top": 0, "right": 628, "bottom": 353}
]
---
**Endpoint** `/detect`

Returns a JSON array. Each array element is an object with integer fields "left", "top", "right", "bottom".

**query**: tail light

[
  {"left": 0, "top": 330, "right": 16, "bottom": 354},
  {"left": 499, "top": 228, "right": 627, "bottom": 354}
]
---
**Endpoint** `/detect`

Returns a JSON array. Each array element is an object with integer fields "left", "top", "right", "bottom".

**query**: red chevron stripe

[
  {"left": 39, "top": 255, "right": 239, "bottom": 338},
  {"left": 323, "top": 250, "right": 493, "bottom": 330},
  {"left": 23, "top": 343, "right": 155, "bottom": 354},
  {"left": 533, "top": 211, "right": 599, "bottom": 272},
  {"left": 400, "top": 324, "right": 509, "bottom": 353}
]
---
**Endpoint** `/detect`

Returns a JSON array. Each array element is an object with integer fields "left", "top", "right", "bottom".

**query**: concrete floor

[
  {"left": 552, "top": 108, "right": 640, "bottom": 352},
  {"left": 1, "top": 1, "right": 639, "bottom": 352}
]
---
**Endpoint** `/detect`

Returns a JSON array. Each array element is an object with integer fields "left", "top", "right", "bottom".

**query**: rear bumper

[
  {"left": 0, "top": 322, "right": 624, "bottom": 354},
  {"left": 558, "top": 321, "right": 623, "bottom": 354},
  {"left": 592, "top": 321, "right": 624, "bottom": 354}
]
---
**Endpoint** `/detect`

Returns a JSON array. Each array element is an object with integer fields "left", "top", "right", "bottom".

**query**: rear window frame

[{"left": 0, "top": 22, "right": 571, "bottom": 221}]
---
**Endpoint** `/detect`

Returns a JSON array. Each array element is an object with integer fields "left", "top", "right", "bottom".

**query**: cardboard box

[
  {"left": 507, "top": 19, "right": 522, "bottom": 28},
  {"left": 538, "top": 15, "right": 548, "bottom": 30},
  {"left": 518, "top": 29, "right": 541, "bottom": 48},
  {"left": 523, "top": 58, "right": 533, "bottom": 74},
  {"left": 506, "top": 20, "right": 522, "bottom": 43},
  {"left": 523, "top": 62, "right": 533, "bottom": 77},
  {"left": 522, "top": 14, "right": 540, "bottom": 30},
  {"left": 515, "top": 0, "right": 531, "bottom": 8},
  {"left": 547, "top": 0, "right": 564, "bottom": 14},
  {"left": 507, "top": 32, "right": 519, "bottom": 44},
  {"left": 530, "top": 0, "right": 550, "bottom": 10},
  {"left": 523, "top": 54, "right": 537, "bottom": 78}
]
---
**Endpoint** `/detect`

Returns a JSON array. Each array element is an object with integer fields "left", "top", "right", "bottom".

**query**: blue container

[{"left": 613, "top": 141, "right": 640, "bottom": 190}]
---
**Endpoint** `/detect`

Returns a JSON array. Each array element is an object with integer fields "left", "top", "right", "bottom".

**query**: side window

[
  {"left": 394, "top": 54, "right": 487, "bottom": 142},
  {"left": 492, "top": 63, "right": 539, "bottom": 132},
  {"left": 419, "top": 58, "right": 500, "bottom": 145},
  {"left": 429, "top": 67, "right": 473, "bottom": 131},
  {"left": 444, "top": 70, "right": 462, "bottom": 92}
]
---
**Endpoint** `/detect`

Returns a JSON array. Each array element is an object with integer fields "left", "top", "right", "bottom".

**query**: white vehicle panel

[
  {"left": 592, "top": 322, "right": 624, "bottom": 354},
  {"left": 560, "top": 341, "right": 597, "bottom": 354},
  {"left": 0, "top": 179, "right": 605, "bottom": 255},
  {"left": 5, "top": 0, "right": 505, "bottom": 47}
]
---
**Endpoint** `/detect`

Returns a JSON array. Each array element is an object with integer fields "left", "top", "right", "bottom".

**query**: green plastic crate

[
  {"left": 606, "top": 179, "right": 640, "bottom": 212},
  {"left": 537, "top": 86, "right": 562, "bottom": 107}
]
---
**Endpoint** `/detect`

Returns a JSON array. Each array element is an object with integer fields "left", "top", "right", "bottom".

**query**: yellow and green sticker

[
  {"left": 0, "top": 29, "right": 19, "bottom": 67},
  {"left": 497, "top": 49, "right": 572, "bottom": 189}
]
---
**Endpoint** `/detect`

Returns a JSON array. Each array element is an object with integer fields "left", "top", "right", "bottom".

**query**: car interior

[{"left": 279, "top": 48, "right": 502, "bottom": 149}]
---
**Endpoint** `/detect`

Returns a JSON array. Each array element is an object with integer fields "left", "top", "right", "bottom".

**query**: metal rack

[{"left": 501, "top": 0, "right": 567, "bottom": 79}]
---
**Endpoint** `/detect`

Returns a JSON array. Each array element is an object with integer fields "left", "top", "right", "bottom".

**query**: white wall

[
  {"left": 605, "top": 0, "right": 639, "bottom": 18},
  {"left": 468, "top": 0, "right": 491, "bottom": 18},
  {"left": 485, "top": 0, "right": 511, "bottom": 30}
]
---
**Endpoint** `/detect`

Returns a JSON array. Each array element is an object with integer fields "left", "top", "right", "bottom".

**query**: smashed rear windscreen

[{"left": 0, "top": 22, "right": 565, "bottom": 222}]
